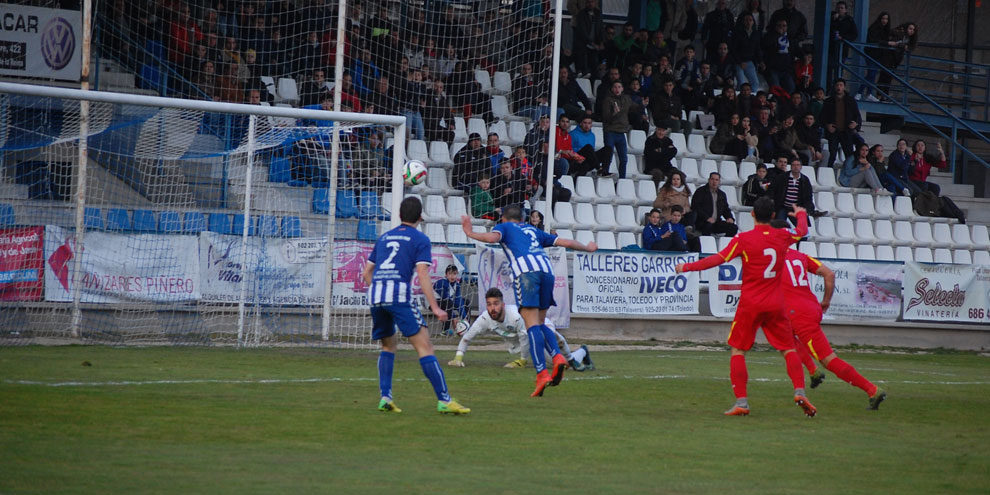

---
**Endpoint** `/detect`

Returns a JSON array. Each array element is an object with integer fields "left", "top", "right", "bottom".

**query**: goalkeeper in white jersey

[{"left": 447, "top": 288, "right": 593, "bottom": 371}]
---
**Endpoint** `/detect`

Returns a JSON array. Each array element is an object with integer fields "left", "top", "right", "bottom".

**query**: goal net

[{"left": 0, "top": 86, "right": 435, "bottom": 347}]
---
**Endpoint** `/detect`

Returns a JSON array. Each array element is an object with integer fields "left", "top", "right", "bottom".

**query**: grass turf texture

[{"left": 1, "top": 346, "right": 988, "bottom": 494}]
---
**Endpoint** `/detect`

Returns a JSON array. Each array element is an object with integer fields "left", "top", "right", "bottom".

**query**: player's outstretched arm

[
  {"left": 416, "top": 263, "right": 448, "bottom": 321},
  {"left": 817, "top": 264, "right": 836, "bottom": 313},
  {"left": 555, "top": 238, "right": 598, "bottom": 252},
  {"left": 461, "top": 215, "right": 501, "bottom": 243},
  {"left": 788, "top": 205, "right": 809, "bottom": 239}
]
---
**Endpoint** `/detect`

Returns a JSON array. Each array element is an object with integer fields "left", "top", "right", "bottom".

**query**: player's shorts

[
  {"left": 727, "top": 305, "right": 795, "bottom": 351},
  {"left": 370, "top": 303, "right": 425, "bottom": 340},
  {"left": 514, "top": 271, "right": 556, "bottom": 310},
  {"left": 788, "top": 308, "right": 835, "bottom": 361}
]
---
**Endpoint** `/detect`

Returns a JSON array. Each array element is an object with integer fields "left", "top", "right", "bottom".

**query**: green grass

[{"left": 1, "top": 345, "right": 988, "bottom": 494}]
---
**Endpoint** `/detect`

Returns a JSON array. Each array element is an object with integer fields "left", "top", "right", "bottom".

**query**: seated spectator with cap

[{"left": 453, "top": 132, "right": 490, "bottom": 193}]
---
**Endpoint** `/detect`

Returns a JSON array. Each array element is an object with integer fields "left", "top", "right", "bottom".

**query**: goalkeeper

[{"left": 448, "top": 288, "right": 593, "bottom": 371}]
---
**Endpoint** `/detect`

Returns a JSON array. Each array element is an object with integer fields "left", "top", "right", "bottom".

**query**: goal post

[{"left": 0, "top": 81, "right": 406, "bottom": 347}]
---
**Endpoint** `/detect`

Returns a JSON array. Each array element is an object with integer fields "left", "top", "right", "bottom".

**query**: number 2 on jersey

[
  {"left": 379, "top": 241, "right": 401, "bottom": 269},
  {"left": 762, "top": 248, "right": 777, "bottom": 279},
  {"left": 784, "top": 259, "right": 809, "bottom": 286}
]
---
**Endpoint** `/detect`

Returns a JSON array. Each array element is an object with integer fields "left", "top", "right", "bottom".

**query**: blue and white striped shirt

[
  {"left": 367, "top": 225, "right": 432, "bottom": 306},
  {"left": 492, "top": 222, "right": 558, "bottom": 277}
]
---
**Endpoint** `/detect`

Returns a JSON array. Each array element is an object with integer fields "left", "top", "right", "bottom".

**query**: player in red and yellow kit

[
  {"left": 676, "top": 197, "right": 815, "bottom": 417},
  {"left": 773, "top": 233, "right": 887, "bottom": 410}
]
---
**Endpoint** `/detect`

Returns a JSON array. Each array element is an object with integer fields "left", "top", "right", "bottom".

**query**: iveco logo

[{"left": 40, "top": 17, "right": 74, "bottom": 70}]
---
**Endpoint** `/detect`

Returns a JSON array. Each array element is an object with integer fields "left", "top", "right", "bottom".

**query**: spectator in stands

[
  {"left": 654, "top": 169, "right": 696, "bottom": 229},
  {"left": 691, "top": 172, "right": 738, "bottom": 236},
  {"left": 710, "top": 113, "right": 750, "bottom": 162},
  {"left": 646, "top": 31, "right": 673, "bottom": 67},
  {"left": 195, "top": 60, "right": 219, "bottom": 100},
  {"left": 821, "top": 78, "right": 862, "bottom": 168},
  {"left": 702, "top": 0, "right": 735, "bottom": 60},
  {"left": 352, "top": 48, "right": 380, "bottom": 96},
  {"left": 528, "top": 210, "right": 547, "bottom": 231},
  {"left": 354, "top": 131, "right": 390, "bottom": 195},
  {"left": 655, "top": 54, "right": 677, "bottom": 86},
  {"left": 454, "top": 133, "right": 489, "bottom": 193},
  {"left": 573, "top": 0, "right": 605, "bottom": 77},
  {"left": 708, "top": 42, "right": 737, "bottom": 91},
  {"left": 471, "top": 173, "right": 499, "bottom": 220},
  {"left": 436, "top": 43, "right": 459, "bottom": 80},
  {"left": 266, "top": 27, "right": 291, "bottom": 79},
  {"left": 568, "top": 116, "right": 602, "bottom": 176},
  {"left": 886, "top": 138, "right": 923, "bottom": 196},
  {"left": 770, "top": 158, "right": 816, "bottom": 224},
  {"left": 794, "top": 112, "right": 824, "bottom": 167},
  {"left": 753, "top": 106, "right": 777, "bottom": 158},
  {"left": 404, "top": 32, "right": 425, "bottom": 72},
  {"left": 613, "top": 23, "right": 639, "bottom": 69},
  {"left": 217, "top": 62, "right": 244, "bottom": 103},
  {"left": 170, "top": 3, "right": 203, "bottom": 77},
  {"left": 769, "top": 0, "right": 808, "bottom": 43},
  {"left": 365, "top": 76, "right": 396, "bottom": 116},
  {"left": 869, "top": 144, "right": 912, "bottom": 196},
  {"left": 908, "top": 140, "right": 948, "bottom": 195},
  {"left": 794, "top": 49, "right": 815, "bottom": 95},
  {"left": 766, "top": 154, "right": 790, "bottom": 182},
  {"left": 595, "top": 68, "right": 623, "bottom": 117},
  {"left": 399, "top": 69, "right": 428, "bottom": 141},
  {"left": 776, "top": 90, "right": 806, "bottom": 120},
  {"left": 762, "top": 19, "right": 797, "bottom": 93},
  {"left": 731, "top": 13, "right": 762, "bottom": 91},
  {"left": 860, "top": 12, "right": 892, "bottom": 101},
  {"left": 601, "top": 81, "right": 632, "bottom": 178},
  {"left": 651, "top": 79, "right": 693, "bottom": 135},
  {"left": 294, "top": 31, "right": 325, "bottom": 77},
  {"left": 827, "top": 1, "right": 858, "bottom": 84},
  {"left": 742, "top": 162, "right": 772, "bottom": 206},
  {"left": 667, "top": 0, "right": 700, "bottom": 56},
  {"left": 513, "top": 63, "right": 549, "bottom": 122},
  {"left": 839, "top": 142, "right": 884, "bottom": 193},
  {"left": 492, "top": 160, "right": 527, "bottom": 210},
  {"left": 524, "top": 114, "right": 551, "bottom": 158},
  {"left": 772, "top": 114, "right": 805, "bottom": 163},
  {"left": 240, "top": 49, "right": 259, "bottom": 87},
  {"left": 511, "top": 146, "right": 539, "bottom": 199},
  {"left": 300, "top": 69, "right": 331, "bottom": 107},
  {"left": 644, "top": 125, "right": 678, "bottom": 187},
  {"left": 739, "top": 0, "right": 768, "bottom": 32},
  {"left": 625, "top": 79, "right": 651, "bottom": 132},
  {"left": 644, "top": 206, "right": 689, "bottom": 252},
  {"left": 736, "top": 82, "right": 755, "bottom": 118},
  {"left": 247, "top": 88, "right": 262, "bottom": 105},
  {"left": 712, "top": 85, "right": 739, "bottom": 126},
  {"left": 425, "top": 79, "right": 454, "bottom": 143},
  {"left": 554, "top": 115, "right": 586, "bottom": 177},
  {"left": 878, "top": 22, "right": 918, "bottom": 100},
  {"left": 675, "top": 45, "right": 702, "bottom": 103},
  {"left": 557, "top": 67, "right": 594, "bottom": 121},
  {"left": 809, "top": 86, "right": 825, "bottom": 119}
]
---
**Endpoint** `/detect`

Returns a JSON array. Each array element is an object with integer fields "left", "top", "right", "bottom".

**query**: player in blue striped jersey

[
  {"left": 361, "top": 197, "right": 470, "bottom": 415},
  {"left": 462, "top": 205, "right": 597, "bottom": 397}
]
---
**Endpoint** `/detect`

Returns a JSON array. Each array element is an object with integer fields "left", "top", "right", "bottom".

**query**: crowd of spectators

[{"left": 102, "top": 0, "right": 955, "bottom": 251}]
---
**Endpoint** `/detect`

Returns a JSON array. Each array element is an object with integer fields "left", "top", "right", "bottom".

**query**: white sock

[{"left": 570, "top": 347, "right": 587, "bottom": 363}]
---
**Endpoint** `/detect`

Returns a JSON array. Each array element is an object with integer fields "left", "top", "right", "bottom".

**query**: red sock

[
  {"left": 784, "top": 351, "right": 806, "bottom": 390},
  {"left": 730, "top": 354, "right": 748, "bottom": 399},
  {"left": 793, "top": 337, "right": 818, "bottom": 374},
  {"left": 826, "top": 357, "right": 877, "bottom": 396}
]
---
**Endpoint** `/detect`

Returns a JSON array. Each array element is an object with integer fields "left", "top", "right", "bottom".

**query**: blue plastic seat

[
  {"left": 281, "top": 216, "right": 302, "bottom": 237},
  {"left": 313, "top": 188, "right": 330, "bottom": 214},
  {"left": 132, "top": 210, "right": 156, "bottom": 232},
  {"left": 0, "top": 203, "right": 14, "bottom": 226},
  {"left": 84, "top": 207, "right": 104, "bottom": 230},
  {"left": 268, "top": 156, "right": 292, "bottom": 183},
  {"left": 257, "top": 215, "right": 279, "bottom": 237},
  {"left": 140, "top": 64, "right": 161, "bottom": 92},
  {"left": 359, "top": 190, "right": 387, "bottom": 220},
  {"left": 158, "top": 211, "right": 182, "bottom": 233},
  {"left": 208, "top": 213, "right": 232, "bottom": 234},
  {"left": 232, "top": 214, "right": 257, "bottom": 236},
  {"left": 357, "top": 219, "right": 378, "bottom": 241},
  {"left": 183, "top": 212, "right": 206, "bottom": 233},
  {"left": 337, "top": 190, "right": 359, "bottom": 218},
  {"left": 105, "top": 208, "right": 131, "bottom": 231}
]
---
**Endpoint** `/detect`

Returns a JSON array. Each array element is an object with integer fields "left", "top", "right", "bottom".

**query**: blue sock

[
  {"left": 541, "top": 324, "right": 561, "bottom": 358},
  {"left": 378, "top": 351, "right": 395, "bottom": 399},
  {"left": 527, "top": 325, "right": 547, "bottom": 373},
  {"left": 419, "top": 355, "right": 451, "bottom": 402}
]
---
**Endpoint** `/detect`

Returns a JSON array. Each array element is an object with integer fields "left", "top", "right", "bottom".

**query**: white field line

[{"left": 4, "top": 374, "right": 990, "bottom": 388}]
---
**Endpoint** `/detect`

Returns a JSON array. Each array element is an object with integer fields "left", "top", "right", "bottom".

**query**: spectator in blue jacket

[
  {"left": 885, "top": 138, "right": 923, "bottom": 196},
  {"left": 433, "top": 264, "right": 468, "bottom": 335},
  {"left": 643, "top": 206, "right": 688, "bottom": 252}
]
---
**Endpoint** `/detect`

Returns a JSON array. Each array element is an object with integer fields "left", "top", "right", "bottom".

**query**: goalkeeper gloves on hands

[
  {"left": 448, "top": 356, "right": 465, "bottom": 367},
  {"left": 503, "top": 358, "right": 528, "bottom": 368}
]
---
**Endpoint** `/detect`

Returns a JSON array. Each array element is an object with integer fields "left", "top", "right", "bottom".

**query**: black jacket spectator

[
  {"left": 649, "top": 83, "right": 684, "bottom": 127},
  {"left": 691, "top": 180, "right": 738, "bottom": 236},
  {"left": 768, "top": 0, "right": 809, "bottom": 42},
  {"left": 557, "top": 69, "right": 593, "bottom": 120},
  {"left": 731, "top": 24, "right": 763, "bottom": 68},
  {"left": 453, "top": 138, "right": 490, "bottom": 192},
  {"left": 701, "top": 3, "right": 735, "bottom": 55},
  {"left": 770, "top": 169, "right": 814, "bottom": 213},
  {"left": 644, "top": 128, "right": 677, "bottom": 185},
  {"left": 742, "top": 171, "right": 772, "bottom": 206},
  {"left": 491, "top": 166, "right": 527, "bottom": 209}
]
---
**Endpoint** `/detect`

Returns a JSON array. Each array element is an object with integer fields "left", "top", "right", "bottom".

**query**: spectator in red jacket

[{"left": 908, "top": 140, "right": 948, "bottom": 195}]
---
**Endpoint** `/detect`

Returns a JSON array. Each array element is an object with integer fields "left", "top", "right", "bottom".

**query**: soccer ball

[
  {"left": 403, "top": 160, "right": 428, "bottom": 186},
  {"left": 454, "top": 320, "right": 470, "bottom": 337}
]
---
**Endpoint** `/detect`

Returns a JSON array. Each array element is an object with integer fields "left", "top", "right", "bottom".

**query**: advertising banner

[
  {"left": 0, "top": 5, "right": 82, "bottom": 81},
  {"left": 815, "top": 260, "right": 902, "bottom": 321},
  {"left": 44, "top": 226, "right": 200, "bottom": 303},
  {"left": 572, "top": 251, "right": 699, "bottom": 315},
  {"left": 708, "top": 258, "right": 742, "bottom": 317},
  {"left": 476, "top": 246, "right": 570, "bottom": 328},
  {"left": 0, "top": 226, "right": 43, "bottom": 301},
  {"left": 902, "top": 262, "right": 990, "bottom": 324}
]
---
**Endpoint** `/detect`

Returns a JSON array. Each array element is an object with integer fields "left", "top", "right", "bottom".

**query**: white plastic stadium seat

[
  {"left": 834, "top": 217, "right": 856, "bottom": 243},
  {"left": 670, "top": 133, "right": 689, "bottom": 157},
  {"left": 914, "top": 248, "right": 934, "bottom": 263},
  {"left": 854, "top": 193, "right": 877, "bottom": 219},
  {"left": 614, "top": 179, "right": 638, "bottom": 205},
  {"left": 875, "top": 245, "right": 895, "bottom": 261},
  {"left": 951, "top": 224, "right": 974, "bottom": 250},
  {"left": 615, "top": 205, "right": 641, "bottom": 231},
  {"left": 892, "top": 196, "right": 914, "bottom": 221},
  {"left": 973, "top": 250, "right": 990, "bottom": 265},
  {"left": 492, "top": 96, "right": 522, "bottom": 122},
  {"left": 835, "top": 192, "right": 859, "bottom": 218},
  {"left": 811, "top": 216, "right": 836, "bottom": 242},
  {"left": 424, "top": 223, "right": 446, "bottom": 243},
  {"left": 687, "top": 134, "right": 709, "bottom": 157},
  {"left": 467, "top": 118, "right": 487, "bottom": 139},
  {"left": 596, "top": 231, "right": 617, "bottom": 250},
  {"left": 596, "top": 177, "right": 617, "bottom": 203},
  {"left": 854, "top": 219, "right": 876, "bottom": 243},
  {"left": 738, "top": 161, "right": 756, "bottom": 180},
  {"left": 837, "top": 243, "right": 857, "bottom": 259},
  {"left": 720, "top": 185, "right": 740, "bottom": 209},
  {"left": 555, "top": 229, "right": 574, "bottom": 240},
  {"left": 492, "top": 71, "right": 512, "bottom": 95},
  {"left": 475, "top": 70, "right": 494, "bottom": 94},
  {"left": 446, "top": 224, "right": 469, "bottom": 244},
  {"left": 893, "top": 221, "right": 915, "bottom": 246},
  {"left": 424, "top": 168, "right": 455, "bottom": 195},
  {"left": 553, "top": 202, "right": 578, "bottom": 230},
  {"left": 798, "top": 241, "right": 818, "bottom": 258},
  {"left": 699, "top": 159, "right": 719, "bottom": 179},
  {"left": 617, "top": 231, "right": 638, "bottom": 247},
  {"left": 932, "top": 223, "right": 953, "bottom": 249},
  {"left": 576, "top": 230, "right": 596, "bottom": 245},
  {"left": 489, "top": 120, "right": 509, "bottom": 143},
  {"left": 508, "top": 121, "right": 527, "bottom": 145},
  {"left": 874, "top": 195, "right": 895, "bottom": 218},
  {"left": 718, "top": 236, "right": 733, "bottom": 251},
  {"left": 574, "top": 203, "right": 597, "bottom": 230},
  {"left": 429, "top": 141, "right": 453, "bottom": 166},
  {"left": 933, "top": 248, "right": 953, "bottom": 264},
  {"left": 953, "top": 249, "right": 972, "bottom": 265},
  {"left": 276, "top": 77, "right": 300, "bottom": 105},
  {"left": 718, "top": 161, "right": 741, "bottom": 186},
  {"left": 894, "top": 246, "right": 914, "bottom": 262},
  {"left": 628, "top": 129, "right": 647, "bottom": 155},
  {"left": 912, "top": 222, "right": 936, "bottom": 248},
  {"left": 816, "top": 192, "right": 838, "bottom": 216},
  {"left": 574, "top": 176, "right": 598, "bottom": 201},
  {"left": 817, "top": 242, "right": 838, "bottom": 259},
  {"left": 423, "top": 195, "right": 447, "bottom": 222},
  {"left": 447, "top": 196, "right": 468, "bottom": 219},
  {"left": 636, "top": 180, "right": 657, "bottom": 205},
  {"left": 576, "top": 78, "right": 594, "bottom": 104},
  {"left": 700, "top": 235, "right": 718, "bottom": 254},
  {"left": 595, "top": 204, "right": 619, "bottom": 231},
  {"left": 408, "top": 139, "right": 430, "bottom": 162},
  {"left": 736, "top": 212, "right": 755, "bottom": 232},
  {"left": 856, "top": 244, "right": 876, "bottom": 260},
  {"left": 453, "top": 117, "right": 468, "bottom": 142},
  {"left": 971, "top": 225, "right": 990, "bottom": 249}
]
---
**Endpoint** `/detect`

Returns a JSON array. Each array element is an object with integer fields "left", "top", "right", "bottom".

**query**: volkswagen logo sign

[{"left": 41, "top": 17, "right": 75, "bottom": 71}]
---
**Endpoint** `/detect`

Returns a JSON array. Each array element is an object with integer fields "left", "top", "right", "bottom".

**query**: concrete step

[
  {"left": 954, "top": 197, "right": 990, "bottom": 225},
  {"left": 929, "top": 171, "right": 974, "bottom": 198},
  {"left": 227, "top": 182, "right": 311, "bottom": 214}
]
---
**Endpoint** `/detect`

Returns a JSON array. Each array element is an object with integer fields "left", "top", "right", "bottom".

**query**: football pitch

[{"left": 1, "top": 345, "right": 988, "bottom": 494}]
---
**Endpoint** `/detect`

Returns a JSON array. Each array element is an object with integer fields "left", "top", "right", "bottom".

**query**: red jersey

[
  {"left": 684, "top": 212, "right": 807, "bottom": 309},
  {"left": 781, "top": 249, "right": 824, "bottom": 314}
]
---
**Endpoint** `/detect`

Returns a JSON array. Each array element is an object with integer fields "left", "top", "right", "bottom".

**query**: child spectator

[
  {"left": 433, "top": 264, "right": 468, "bottom": 336},
  {"left": 644, "top": 206, "right": 688, "bottom": 252},
  {"left": 470, "top": 173, "right": 499, "bottom": 220},
  {"left": 742, "top": 162, "right": 772, "bottom": 206}
]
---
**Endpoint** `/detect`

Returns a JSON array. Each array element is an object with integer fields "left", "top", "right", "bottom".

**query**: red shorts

[
  {"left": 788, "top": 308, "right": 834, "bottom": 361},
  {"left": 727, "top": 306, "right": 795, "bottom": 351}
]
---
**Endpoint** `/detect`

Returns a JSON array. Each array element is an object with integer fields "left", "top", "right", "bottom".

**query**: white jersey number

[{"left": 763, "top": 248, "right": 777, "bottom": 279}]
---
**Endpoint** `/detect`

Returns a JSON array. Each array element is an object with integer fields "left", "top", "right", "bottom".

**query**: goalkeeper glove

[
  {"left": 448, "top": 355, "right": 465, "bottom": 367},
  {"left": 503, "top": 358, "right": 528, "bottom": 368}
]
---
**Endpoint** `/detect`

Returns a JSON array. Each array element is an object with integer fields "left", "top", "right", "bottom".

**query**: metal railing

[{"left": 839, "top": 40, "right": 990, "bottom": 173}]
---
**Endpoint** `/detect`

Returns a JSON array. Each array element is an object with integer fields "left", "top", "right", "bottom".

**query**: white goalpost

[{"left": 0, "top": 81, "right": 405, "bottom": 347}]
